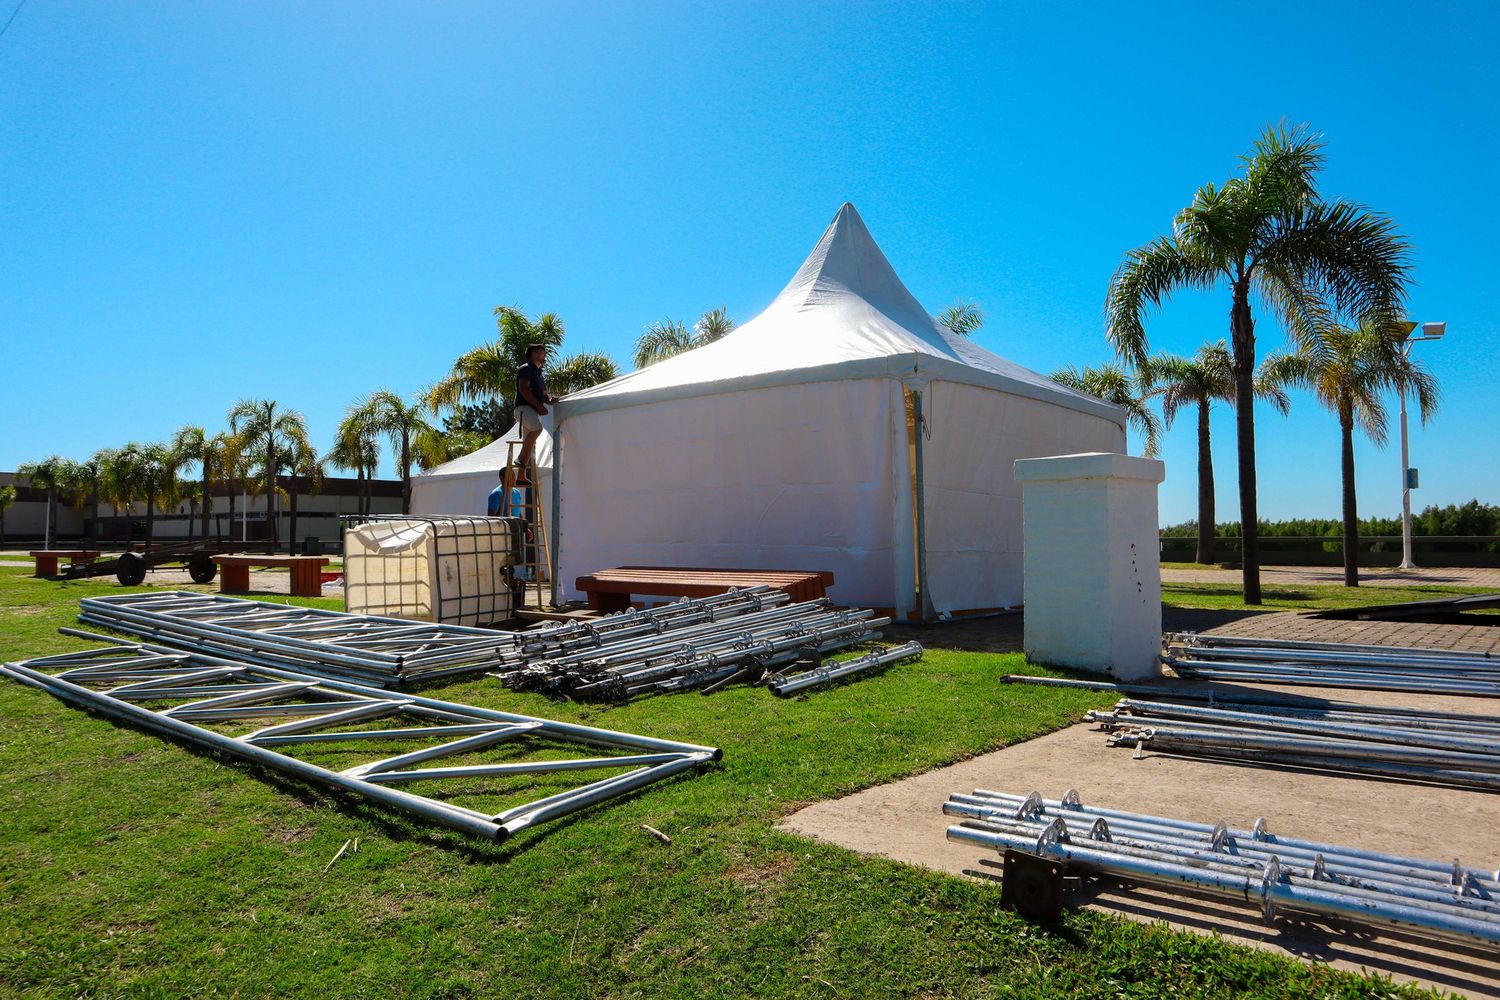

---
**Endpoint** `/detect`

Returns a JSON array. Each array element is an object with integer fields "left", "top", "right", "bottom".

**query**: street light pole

[{"left": 1396, "top": 320, "right": 1446, "bottom": 571}]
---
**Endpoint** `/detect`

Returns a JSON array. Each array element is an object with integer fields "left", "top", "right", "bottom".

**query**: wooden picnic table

[
  {"left": 214, "top": 554, "right": 331, "bottom": 598},
  {"left": 575, "top": 566, "right": 836, "bottom": 613},
  {"left": 30, "top": 550, "right": 102, "bottom": 577}
]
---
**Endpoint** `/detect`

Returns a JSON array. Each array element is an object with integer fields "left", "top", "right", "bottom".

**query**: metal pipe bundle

[
  {"left": 943, "top": 788, "right": 1500, "bottom": 947},
  {"left": 1092, "top": 696, "right": 1500, "bottom": 790},
  {"left": 499, "top": 603, "right": 909, "bottom": 700},
  {"left": 78, "top": 588, "right": 790, "bottom": 688},
  {"left": 2, "top": 636, "right": 722, "bottom": 843},
  {"left": 1162, "top": 631, "right": 1500, "bottom": 697},
  {"left": 768, "top": 642, "right": 923, "bottom": 696}
]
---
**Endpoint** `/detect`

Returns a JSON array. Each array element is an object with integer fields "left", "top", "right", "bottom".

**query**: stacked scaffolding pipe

[
  {"left": 77, "top": 589, "right": 790, "bottom": 688},
  {"left": 1091, "top": 695, "right": 1500, "bottom": 791},
  {"left": 2, "top": 636, "right": 723, "bottom": 843},
  {"left": 943, "top": 788, "right": 1500, "bottom": 947},
  {"left": 1162, "top": 632, "right": 1500, "bottom": 697}
]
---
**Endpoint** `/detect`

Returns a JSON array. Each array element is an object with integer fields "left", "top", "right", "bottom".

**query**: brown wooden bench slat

[
  {"left": 574, "top": 566, "right": 834, "bottom": 613},
  {"left": 213, "top": 555, "right": 330, "bottom": 598}
]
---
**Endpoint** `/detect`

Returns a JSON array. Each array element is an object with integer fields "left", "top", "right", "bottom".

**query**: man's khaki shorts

[{"left": 513, "top": 406, "right": 545, "bottom": 435}]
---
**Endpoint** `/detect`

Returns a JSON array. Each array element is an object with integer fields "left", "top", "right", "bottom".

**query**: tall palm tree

[
  {"left": 332, "top": 397, "right": 384, "bottom": 517},
  {"left": 1106, "top": 124, "right": 1411, "bottom": 603},
  {"left": 284, "top": 430, "right": 325, "bottom": 553},
  {"left": 228, "top": 399, "right": 309, "bottom": 545},
  {"left": 171, "top": 425, "right": 213, "bottom": 541},
  {"left": 114, "top": 442, "right": 178, "bottom": 555},
  {"left": 633, "top": 308, "right": 737, "bottom": 368},
  {"left": 205, "top": 431, "right": 247, "bottom": 541},
  {"left": 0, "top": 485, "right": 15, "bottom": 546},
  {"left": 425, "top": 307, "right": 567, "bottom": 414},
  {"left": 937, "top": 301, "right": 984, "bottom": 337},
  {"left": 1138, "top": 342, "right": 1291, "bottom": 564},
  {"left": 17, "top": 455, "right": 69, "bottom": 549},
  {"left": 60, "top": 452, "right": 111, "bottom": 546},
  {"left": 1261, "top": 322, "right": 1438, "bottom": 586},
  {"left": 546, "top": 351, "right": 620, "bottom": 396},
  {"left": 1050, "top": 364, "right": 1162, "bottom": 458},
  {"left": 366, "top": 390, "right": 435, "bottom": 514}
]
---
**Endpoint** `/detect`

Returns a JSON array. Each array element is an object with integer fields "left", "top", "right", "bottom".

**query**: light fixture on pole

[{"left": 1395, "top": 319, "right": 1445, "bottom": 570}]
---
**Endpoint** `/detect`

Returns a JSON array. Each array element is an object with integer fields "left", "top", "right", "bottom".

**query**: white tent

[
  {"left": 411, "top": 420, "right": 554, "bottom": 519},
  {"left": 552, "top": 203, "right": 1127, "bottom": 617}
]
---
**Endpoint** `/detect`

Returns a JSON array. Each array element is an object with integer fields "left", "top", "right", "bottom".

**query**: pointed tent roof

[{"left": 559, "top": 204, "right": 1125, "bottom": 426}]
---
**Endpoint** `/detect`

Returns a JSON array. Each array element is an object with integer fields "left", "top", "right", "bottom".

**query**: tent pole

[
  {"left": 550, "top": 419, "right": 562, "bottom": 607},
  {"left": 912, "top": 391, "right": 934, "bottom": 623}
]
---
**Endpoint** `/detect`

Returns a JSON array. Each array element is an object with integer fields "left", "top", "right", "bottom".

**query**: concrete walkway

[
  {"left": 1164, "top": 564, "right": 1500, "bottom": 589},
  {"left": 786, "top": 615, "right": 1500, "bottom": 997}
]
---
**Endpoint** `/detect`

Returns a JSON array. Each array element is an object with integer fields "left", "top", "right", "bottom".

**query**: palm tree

[
  {"left": 332, "top": 397, "right": 384, "bottom": 516},
  {"left": 228, "top": 399, "right": 309, "bottom": 545},
  {"left": 937, "top": 301, "right": 984, "bottom": 337},
  {"left": 283, "top": 430, "right": 325, "bottom": 553},
  {"left": 17, "top": 456, "right": 69, "bottom": 549},
  {"left": 171, "top": 425, "right": 214, "bottom": 541},
  {"left": 1105, "top": 124, "right": 1411, "bottom": 603},
  {"left": 1261, "top": 322, "right": 1438, "bottom": 586},
  {"left": 425, "top": 307, "right": 567, "bottom": 414},
  {"left": 114, "top": 443, "right": 178, "bottom": 555},
  {"left": 547, "top": 351, "right": 620, "bottom": 396},
  {"left": 0, "top": 485, "right": 15, "bottom": 546},
  {"left": 61, "top": 452, "right": 110, "bottom": 548},
  {"left": 1138, "top": 342, "right": 1291, "bottom": 564},
  {"left": 632, "top": 308, "right": 737, "bottom": 368},
  {"left": 366, "top": 390, "right": 435, "bottom": 514},
  {"left": 1050, "top": 365, "right": 1162, "bottom": 458},
  {"left": 205, "top": 431, "right": 247, "bottom": 541}
]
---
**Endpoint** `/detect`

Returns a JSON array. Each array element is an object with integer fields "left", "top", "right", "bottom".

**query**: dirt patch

[{"left": 724, "top": 854, "right": 795, "bottom": 890}]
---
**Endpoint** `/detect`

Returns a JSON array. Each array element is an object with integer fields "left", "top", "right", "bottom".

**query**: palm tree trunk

[
  {"left": 228, "top": 487, "right": 237, "bottom": 544},
  {"left": 46, "top": 488, "right": 57, "bottom": 550},
  {"left": 289, "top": 483, "right": 299, "bottom": 555},
  {"left": 145, "top": 488, "right": 155, "bottom": 558},
  {"left": 1230, "top": 280, "right": 1261, "bottom": 604},
  {"left": 401, "top": 433, "right": 411, "bottom": 514},
  {"left": 1195, "top": 399, "right": 1215, "bottom": 565},
  {"left": 1340, "top": 407, "right": 1359, "bottom": 587},
  {"left": 266, "top": 445, "right": 278, "bottom": 547},
  {"left": 201, "top": 471, "right": 211, "bottom": 540}
]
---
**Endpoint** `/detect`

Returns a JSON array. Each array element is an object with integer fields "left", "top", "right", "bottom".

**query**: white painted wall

[{"left": 1015, "top": 452, "right": 1165, "bottom": 681}]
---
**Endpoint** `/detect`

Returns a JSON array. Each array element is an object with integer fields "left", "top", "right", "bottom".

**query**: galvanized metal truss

[
  {"left": 77, "top": 587, "right": 792, "bottom": 688},
  {"left": 945, "top": 789, "right": 1500, "bottom": 947},
  {"left": 1, "top": 637, "right": 721, "bottom": 843}
]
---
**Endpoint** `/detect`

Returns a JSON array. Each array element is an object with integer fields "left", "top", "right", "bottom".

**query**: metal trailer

[
  {"left": 1, "top": 636, "right": 721, "bottom": 843},
  {"left": 62, "top": 539, "right": 283, "bottom": 586}
]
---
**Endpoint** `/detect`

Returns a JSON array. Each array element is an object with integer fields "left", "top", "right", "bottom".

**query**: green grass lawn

[
  {"left": 1163, "top": 579, "right": 1493, "bottom": 613},
  {"left": 0, "top": 566, "right": 1441, "bottom": 997}
]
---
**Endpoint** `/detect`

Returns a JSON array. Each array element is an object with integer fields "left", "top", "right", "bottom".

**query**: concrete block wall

[{"left": 1014, "top": 452, "right": 1165, "bottom": 681}]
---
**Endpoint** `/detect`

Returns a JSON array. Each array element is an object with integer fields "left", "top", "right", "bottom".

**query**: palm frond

[
  {"left": 633, "top": 320, "right": 695, "bottom": 369},
  {"left": 1105, "top": 237, "right": 1217, "bottom": 367},
  {"left": 936, "top": 301, "right": 984, "bottom": 337}
]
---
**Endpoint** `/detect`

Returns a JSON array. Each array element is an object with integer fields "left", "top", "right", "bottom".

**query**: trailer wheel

[
  {"left": 116, "top": 552, "right": 147, "bottom": 587},
  {"left": 188, "top": 552, "right": 217, "bottom": 584}
]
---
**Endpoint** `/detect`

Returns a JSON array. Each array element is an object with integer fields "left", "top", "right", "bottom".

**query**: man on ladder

[{"left": 512, "top": 342, "right": 555, "bottom": 484}]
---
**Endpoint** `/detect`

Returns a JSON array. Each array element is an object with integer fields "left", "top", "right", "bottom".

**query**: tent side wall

[
  {"left": 920, "top": 380, "right": 1126, "bottom": 614},
  {"left": 556, "top": 379, "right": 904, "bottom": 608}
]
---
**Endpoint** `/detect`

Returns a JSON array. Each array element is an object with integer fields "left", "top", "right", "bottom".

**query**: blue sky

[{"left": 3, "top": 0, "right": 1496, "bottom": 525}]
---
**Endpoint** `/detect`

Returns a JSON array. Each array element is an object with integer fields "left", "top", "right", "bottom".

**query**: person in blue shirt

[{"left": 488, "top": 474, "right": 533, "bottom": 580}]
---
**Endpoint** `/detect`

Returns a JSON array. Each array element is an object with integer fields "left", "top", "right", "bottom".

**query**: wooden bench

[
  {"left": 214, "top": 554, "right": 331, "bottom": 598},
  {"left": 30, "top": 550, "right": 102, "bottom": 577},
  {"left": 575, "top": 566, "right": 836, "bottom": 613}
]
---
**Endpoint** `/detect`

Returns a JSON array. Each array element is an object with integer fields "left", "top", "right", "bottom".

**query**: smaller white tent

[{"left": 410, "top": 420, "right": 554, "bottom": 518}]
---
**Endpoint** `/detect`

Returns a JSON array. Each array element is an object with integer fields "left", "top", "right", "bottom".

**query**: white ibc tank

[{"left": 344, "top": 516, "right": 518, "bottom": 626}]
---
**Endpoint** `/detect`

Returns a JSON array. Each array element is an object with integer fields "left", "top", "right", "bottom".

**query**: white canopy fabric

[
  {"left": 410, "top": 418, "right": 553, "bottom": 519},
  {"left": 553, "top": 204, "right": 1127, "bottom": 617}
]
